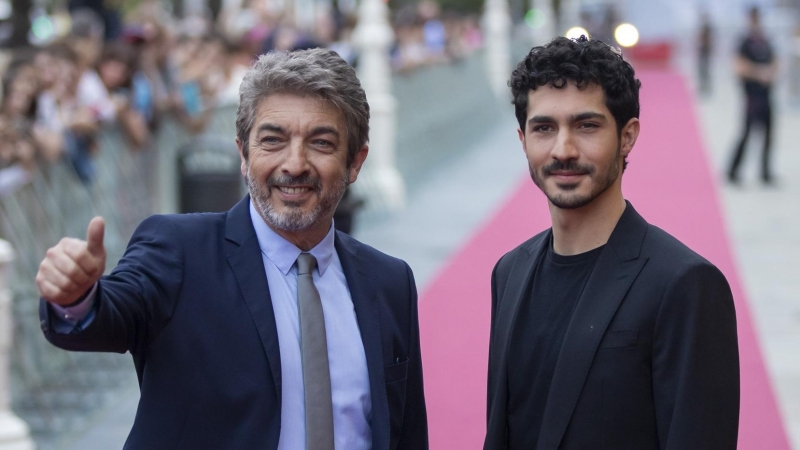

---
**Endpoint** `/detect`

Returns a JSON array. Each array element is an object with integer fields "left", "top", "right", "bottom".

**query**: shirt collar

[{"left": 249, "top": 200, "right": 336, "bottom": 276}]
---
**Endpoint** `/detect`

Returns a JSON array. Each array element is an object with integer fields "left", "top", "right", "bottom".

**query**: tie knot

[{"left": 296, "top": 253, "right": 317, "bottom": 275}]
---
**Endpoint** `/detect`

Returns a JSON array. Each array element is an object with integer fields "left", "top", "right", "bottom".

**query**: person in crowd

[
  {"left": 68, "top": 8, "right": 117, "bottom": 125},
  {"left": 1, "top": 56, "right": 63, "bottom": 165},
  {"left": 0, "top": 63, "right": 39, "bottom": 195},
  {"left": 97, "top": 41, "right": 150, "bottom": 148},
  {"left": 35, "top": 48, "right": 428, "bottom": 449},
  {"left": 170, "top": 33, "right": 222, "bottom": 134},
  {"left": 484, "top": 36, "right": 740, "bottom": 449},
  {"left": 728, "top": 6, "right": 778, "bottom": 185},
  {"left": 124, "top": 15, "right": 177, "bottom": 130}
]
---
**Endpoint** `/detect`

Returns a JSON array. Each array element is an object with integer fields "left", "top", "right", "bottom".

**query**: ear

[
  {"left": 346, "top": 144, "right": 370, "bottom": 184},
  {"left": 236, "top": 137, "right": 247, "bottom": 177},
  {"left": 517, "top": 127, "right": 526, "bottom": 153},
  {"left": 619, "top": 118, "right": 640, "bottom": 159}
]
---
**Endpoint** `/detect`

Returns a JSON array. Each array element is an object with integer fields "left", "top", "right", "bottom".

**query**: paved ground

[{"left": 47, "top": 58, "right": 800, "bottom": 449}]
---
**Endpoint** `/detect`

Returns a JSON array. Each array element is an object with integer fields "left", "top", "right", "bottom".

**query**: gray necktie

[{"left": 296, "top": 253, "right": 335, "bottom": 450}]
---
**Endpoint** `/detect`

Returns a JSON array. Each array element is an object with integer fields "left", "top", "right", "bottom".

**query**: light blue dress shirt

[
  {"left": 51, "top": 203, "right": 373, "bottom": 449},
  {"left": 251, "top": 202, "right": 372, "bottom": 450}
]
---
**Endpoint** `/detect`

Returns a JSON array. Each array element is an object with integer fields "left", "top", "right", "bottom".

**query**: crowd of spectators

[
  {"left": 392, "top": 0, "right": 483, "bottom": 72},
  {"left": 0, "top": 0, "right": 483, "bottom": 196}
]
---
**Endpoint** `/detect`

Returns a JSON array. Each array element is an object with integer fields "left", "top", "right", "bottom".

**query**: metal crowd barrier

[{"left": 0, "top": 106, "right": 238, "bottom": 448}]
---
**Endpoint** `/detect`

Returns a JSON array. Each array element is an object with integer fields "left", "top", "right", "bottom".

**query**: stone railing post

[
  {"left": 484, "top": 0, "right": 512, "bottom": 100},
  {"left": 530, "top": 0, "right": 556, "bottom": 45},
  {"left": 352, "top": 0, "right": 405, "bottom": 211},
  {"left": 0, "top": 240, "right": 35, "bottom": 450}
]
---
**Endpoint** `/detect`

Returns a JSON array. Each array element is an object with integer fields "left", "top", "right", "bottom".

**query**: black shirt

[
  {"left": 507, "top": 241, "right": 605, "bottom": 450},
  {"left": 739, "top": 32, "right": 774, "bottom": 98}
]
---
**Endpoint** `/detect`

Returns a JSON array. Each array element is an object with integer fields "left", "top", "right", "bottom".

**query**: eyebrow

[
  {"left": 254, "top": 124, "right": 341, "bottom": 139},
  {"left": 255, "top": 124, "right": 285, "bottom": 135},
  {"left": 527, "top": 112, "right": 607, "bottom": 128},
  {"left": 309, "top": 126, "right": 340, "bottom": 139}
]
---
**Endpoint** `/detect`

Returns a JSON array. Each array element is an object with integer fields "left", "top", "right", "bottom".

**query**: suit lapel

[
  {"left": 486, "top": 232, "right": 549, "bottom": 447},
  {"left": 536, "top": 203, "right": 649, "bottom": 450},
  {"left": 335, "top": 233, "right": 389, "bottom": 450},
  {"left": 224, "top": 196, "right": 283, "bottom": 404}
]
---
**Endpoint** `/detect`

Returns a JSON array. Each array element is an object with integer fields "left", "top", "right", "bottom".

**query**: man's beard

[
  {"left": 246, "top": 167, "right": 349, "bottom": 232},
  {"left": 530, "top": 145, "right": 621, "bottom": 210}
]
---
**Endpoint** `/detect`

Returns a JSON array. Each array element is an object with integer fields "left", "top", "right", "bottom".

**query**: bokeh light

[
  {"left": 614, "top": 23, "right": 639, "bottom": 47},
  {"left": 524, "top": 8, "right": 547, "bottom": 29},
  {"left": 565, "top": 27, "right": 589, "bottom": 40},
  {"left": 31, "top": 15, "right": 54, "bottom": 41}
]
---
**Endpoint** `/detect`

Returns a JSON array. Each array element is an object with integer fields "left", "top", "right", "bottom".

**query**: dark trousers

[{"left": 729, "top": 97, "right": 773, "bottom": 181}]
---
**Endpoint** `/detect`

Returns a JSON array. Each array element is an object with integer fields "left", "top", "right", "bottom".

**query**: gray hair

[{"left": 236, "top": 48, "right": 370, "bottom": 167}]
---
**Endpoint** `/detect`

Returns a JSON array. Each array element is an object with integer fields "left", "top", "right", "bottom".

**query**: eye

[
  {"left": 579, "top": 122, "right": 600, "bottom": 130},
  {"left": 261, "top": 136, "right": 282, "bottom": 145},
  {"left": 531, "top": 124, "right": 553, "bottom": 133},
  {"left": 312, "top": 139, "right": 335, "bottom": 149}
]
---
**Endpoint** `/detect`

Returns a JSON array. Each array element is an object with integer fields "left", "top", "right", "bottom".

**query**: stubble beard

[
  {"left": 246, "top": 166, "right": 349, "bottom": 232},
  {"left": 530, "top": 145, "right": 621, "bottom": 210}
]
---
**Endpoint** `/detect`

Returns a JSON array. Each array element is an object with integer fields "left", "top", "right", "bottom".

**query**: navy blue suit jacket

[{"left": 40, "top": 196, "right": 428, "bottom": 450}]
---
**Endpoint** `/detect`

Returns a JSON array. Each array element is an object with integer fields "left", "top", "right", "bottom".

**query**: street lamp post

[
  {"left": 0, "top": 240, "right": 35, "bottom": 450},
  {"left": 484, "top": 0, "right": 512, "bottom": 100},
  {"left": 530, "top": 0, "right": 556, "bottom": 45},
  {"left": 352, "top": 0, "right": 405, "bottom": 211},
  {"left": 560, "top": 0, "right": 581, "bottom": 36}
]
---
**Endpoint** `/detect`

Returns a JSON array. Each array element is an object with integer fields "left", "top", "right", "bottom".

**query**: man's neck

[
  {"left": 268, "top": 219, "right": 333, "bottom": 252},
  {"left": 548, "top": 189, "right": 626, "bottom": 256}
]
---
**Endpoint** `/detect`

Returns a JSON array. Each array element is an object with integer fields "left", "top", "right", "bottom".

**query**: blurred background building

[{"left": 0, "top": 0, "right": 799, "bottom": 448}]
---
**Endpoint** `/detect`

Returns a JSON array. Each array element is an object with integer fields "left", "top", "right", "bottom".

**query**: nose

[
  {"left": 551, "top": 130, "right": 579, "bottom": 162},
  {"left": 281, "top": 139, "right": 311, "bottom": 177}
]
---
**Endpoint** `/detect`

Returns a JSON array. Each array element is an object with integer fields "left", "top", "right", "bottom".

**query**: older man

[{"left": 36, "top": 49, "right": 428, "bottom": 450}]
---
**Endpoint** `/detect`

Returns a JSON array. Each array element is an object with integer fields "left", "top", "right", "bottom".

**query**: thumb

[{"left": 86, "top": 216, "right": 106, "bottom": 256}]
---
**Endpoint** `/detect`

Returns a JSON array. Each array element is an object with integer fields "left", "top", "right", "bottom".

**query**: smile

[{"left": 276, "top": 186, "right": 313, "bottom": 195}]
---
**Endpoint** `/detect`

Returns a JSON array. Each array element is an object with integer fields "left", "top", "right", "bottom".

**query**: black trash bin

[{"left": 178, "top": 136, "right": 244, "bottom": 213}]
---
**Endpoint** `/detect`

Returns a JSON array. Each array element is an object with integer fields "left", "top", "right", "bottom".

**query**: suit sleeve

[
  {"left": 486, "top": 259, "right": 501, "bottom": 424},
  {"left": 40, "top": 214, "right": 184, "bottom": 356},
  {"left": 652, "top": 261, "right": 740, "bottom": 449},
  {"left": 397, "top": 262, "right": 429, "bottom": 450}
]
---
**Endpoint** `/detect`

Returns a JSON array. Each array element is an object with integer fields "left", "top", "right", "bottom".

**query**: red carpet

[{"left": 418, "top": 70, "right": 790, "bottom": 449}]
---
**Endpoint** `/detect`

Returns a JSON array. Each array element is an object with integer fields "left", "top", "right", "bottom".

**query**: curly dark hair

[{"left": 510, "top": 36, "right": 641, "bottom": 167}]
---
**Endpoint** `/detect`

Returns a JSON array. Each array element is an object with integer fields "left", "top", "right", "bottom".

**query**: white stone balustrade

[
  {"left": 0, "top": 240, "right": 35, "bottom": 450},
  {"left": 484, "top": 0, "right": 512, "bottom": 100},
  {"left": 353, "top": 0, "right": 405, "bottom": 211}
]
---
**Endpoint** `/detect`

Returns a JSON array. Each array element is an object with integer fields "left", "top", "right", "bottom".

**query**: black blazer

[
  {"left": 40, "top": 196, "right": 428, "bottom": 450},
  {"left": 484, "top": 202, "right": 739, "bottom": 450}
]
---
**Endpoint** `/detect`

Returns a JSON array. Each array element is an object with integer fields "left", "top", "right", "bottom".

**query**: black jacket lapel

[
  {"left": 485, "top": 232, "right": 549, "bottom": 449},
  {"left": 224, "top": 196, "right": 283, "bottom": 406},
  {"left": 335, "top": 232, "right": 389, "bottom": 450},
  {"left": 536, "top": 202, "right": 649, "bottom": 450}
]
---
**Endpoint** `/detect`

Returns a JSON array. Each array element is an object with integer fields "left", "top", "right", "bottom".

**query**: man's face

[
  {"left": 238, "top": 93, "right": 368, "bottom": 234},
  {"left": 519, "top": 82, "right": 637, "bottom": 210}
]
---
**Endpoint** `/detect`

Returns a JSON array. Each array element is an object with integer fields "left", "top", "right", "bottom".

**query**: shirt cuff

[{"left": 50, "top": 283, "right": 98, "bottom": 329}]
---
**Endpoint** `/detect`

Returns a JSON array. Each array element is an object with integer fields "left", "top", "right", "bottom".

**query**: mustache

[
  {"left": 266, "top": 174, "right": 322, "bottom": 191},
  {"left": 542, "top": 160, "right": 595, "bottom": 176}
]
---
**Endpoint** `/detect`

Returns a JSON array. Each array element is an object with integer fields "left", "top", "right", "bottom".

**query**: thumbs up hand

[{"left": 36, "top": 217, "right": 107, "bottom": 306}]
